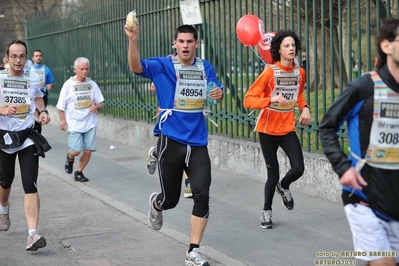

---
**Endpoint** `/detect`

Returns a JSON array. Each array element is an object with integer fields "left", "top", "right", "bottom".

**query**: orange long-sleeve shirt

[{"left": 243, "top": 61, "right": 307, "bottom": 136}]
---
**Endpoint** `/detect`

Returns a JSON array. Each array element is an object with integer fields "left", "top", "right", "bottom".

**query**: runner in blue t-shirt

[
  {"left": 145, "top": 82, "right": 193, "bottom": 198},
  {"left": 125, "top": 23, "right": 223, "bottom": 266},
  {"left": 30, "top": 50, "right": 55, "bottom": 107}
]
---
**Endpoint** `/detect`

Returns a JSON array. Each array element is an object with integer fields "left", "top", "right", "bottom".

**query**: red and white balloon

[
  {"left": 236, "top": 15, "right": 264, "bottom": 47},
  {"left": 258, "top": 32, "right": 275, "bottom": 64}
]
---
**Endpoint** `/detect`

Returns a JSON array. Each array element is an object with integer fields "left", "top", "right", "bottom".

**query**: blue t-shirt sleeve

[
  {"left": 136, "top": 57, "right": 168, "bottom": 80},
  {"left": 45, "top": 66, "right": 55, "bottom": 85}
]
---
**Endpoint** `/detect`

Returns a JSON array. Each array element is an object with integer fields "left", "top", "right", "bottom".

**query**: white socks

[
  {"left": 28, "top": 229, "right": 38, "bottom": 236},
  {"left": 1, "top": 204, "right": 9, "bottom": 214}
]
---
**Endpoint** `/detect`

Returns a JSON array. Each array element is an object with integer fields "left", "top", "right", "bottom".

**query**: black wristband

[
  {"left": 39, "top": 109, "right": 49, "bottom": 115},
  {"left": 304, "top": 105, "right": 310, "bottom": 112}
]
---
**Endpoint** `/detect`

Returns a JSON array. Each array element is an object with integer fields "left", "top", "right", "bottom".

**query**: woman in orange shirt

[{"left": 244, "top": 29, "right": 311, "bottom": 229}]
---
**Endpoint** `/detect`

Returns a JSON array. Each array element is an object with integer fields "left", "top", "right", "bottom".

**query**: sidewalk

[
  {"left": 1, "top": 159, "right": 212, "bottom": 266},
  {"left": 0, "top": 124, "right": 356, "bottom": 266}
]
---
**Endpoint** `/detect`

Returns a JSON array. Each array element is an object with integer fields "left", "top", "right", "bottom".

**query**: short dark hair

[
  {"left": 174, "top": 25, "right": 198, "bottom": 41},
  {"left": 5, "top": 39, "right": 27, "bottom": 56},
  {"left": 270, "top": 30, "right": 301, "bottom": 63},
  {"left": 33, "top": 49, "right": 43, "bottom": 56},
  {"left": 375, "top": 17, "right": 399, "bottom": 70}
]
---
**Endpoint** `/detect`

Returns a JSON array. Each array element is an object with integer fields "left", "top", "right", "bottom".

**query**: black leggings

[
  {"left": 0, "top": 145, "right": 39, "bottom": 193},
  {"left": 259, "top": 131, "right": 304, "bottom": 211},
  {"left": 155, "top": 134, "right": 211, "bottom": 218}
]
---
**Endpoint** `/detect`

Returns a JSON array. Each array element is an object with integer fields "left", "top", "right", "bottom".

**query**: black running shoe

[
  {"left": 74, "top": 171, "right": 89, "bottom": 182},
  {"left": 276, "top": 181, "right": 294, "bottom": 210},
  {"left": 65, "top": 153, "right": 74, "bottom": 174}
]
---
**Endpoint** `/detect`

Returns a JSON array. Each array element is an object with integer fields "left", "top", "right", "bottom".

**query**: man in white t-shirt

[
  {"left": 56, "top": 57, "right": 104, "bottom": 182},
  {"left": 0, "top": 39, "right": 51, "bottom": 251}
]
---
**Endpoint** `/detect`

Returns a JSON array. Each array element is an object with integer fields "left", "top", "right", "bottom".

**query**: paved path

[{"left": 0, "top": 124, "right": 358, "bottom": 266}]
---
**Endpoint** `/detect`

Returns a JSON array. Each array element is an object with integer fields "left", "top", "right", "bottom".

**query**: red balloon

[
  {"left": 258, "top": 32, "right": 275, "bottom": 64},
  {"left": 236, "top": 15, "right": 264, "bottom": 46}
]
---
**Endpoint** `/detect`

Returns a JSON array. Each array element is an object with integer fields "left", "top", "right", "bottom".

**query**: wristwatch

[
  {"left": 304, "top": 105, "right": 310, "bottom": 112},
  {"left": 39, "top": 109, "right": 49, "bottom": 115}
]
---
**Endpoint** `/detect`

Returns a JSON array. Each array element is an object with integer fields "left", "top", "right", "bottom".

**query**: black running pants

[
  {"left": 259, "top": 131, "right": 304, "bottom": 211},
  {"left": 156, "top": 134, "right": 211, "bottom": 218},
  {"left": 0, "top": 145, "right": 39, "bottom": 193}
]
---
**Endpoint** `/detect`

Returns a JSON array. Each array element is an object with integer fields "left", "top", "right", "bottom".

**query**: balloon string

[{"left": 250, "top": 46, "right": 267, "bottom": 65}]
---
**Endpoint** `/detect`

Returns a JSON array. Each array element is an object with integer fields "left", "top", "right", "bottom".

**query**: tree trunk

[
  {"left": 11, "top": 2, "right": 25, "bottom": 40},
  {"left": 302, "top": 0, "right": 349, "bottom": 91}
]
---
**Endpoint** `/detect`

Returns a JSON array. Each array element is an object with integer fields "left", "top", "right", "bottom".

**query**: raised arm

[{"left": 124, "top": 20, "right": 143, "bottom": 74}]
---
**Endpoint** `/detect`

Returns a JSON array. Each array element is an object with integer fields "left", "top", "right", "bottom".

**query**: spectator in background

[
  {"left": 301, "top": 51, "right": 307, "bottom": 89},
  {"left": 301, "top": 50, "right": 306, "bottom": 72},
  {"left": 248, "top": 60, "right": 253, "bottom": 73}
]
